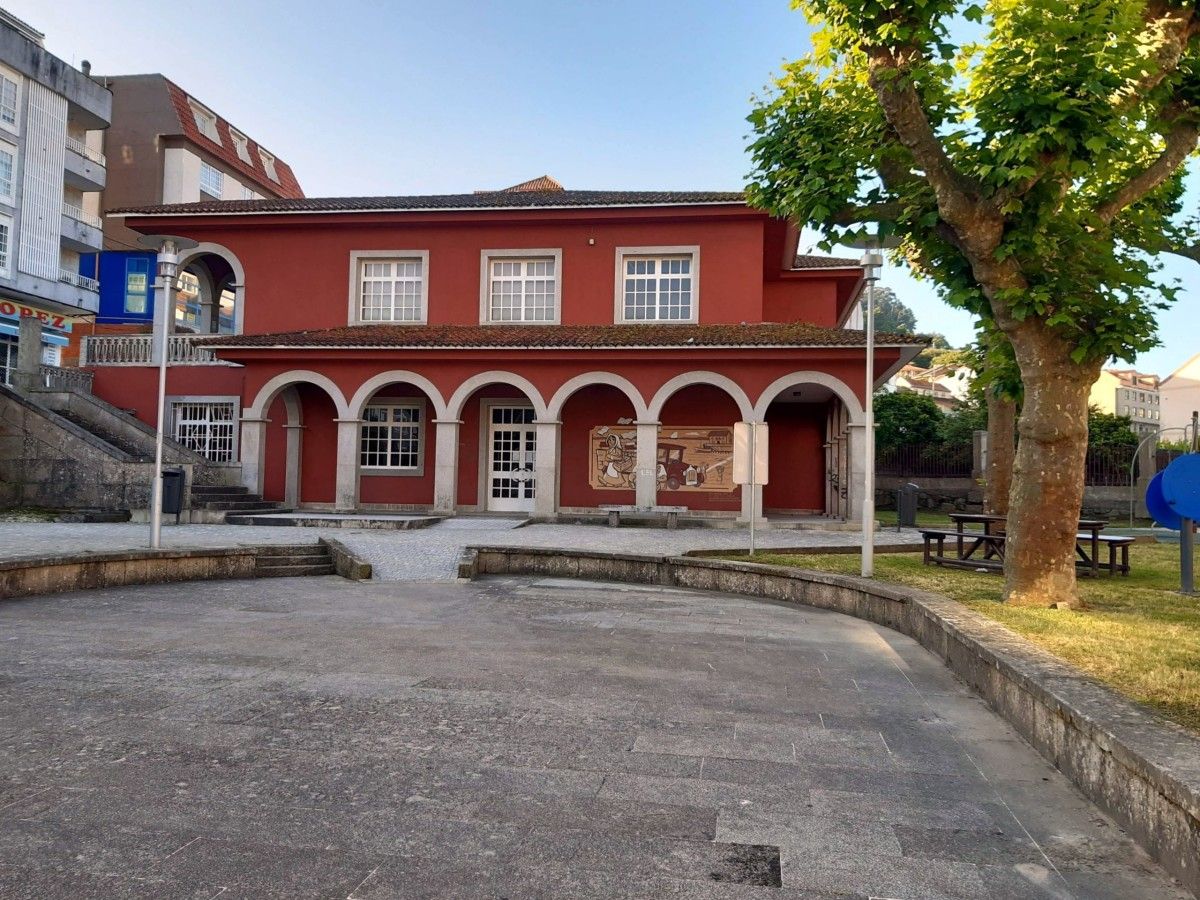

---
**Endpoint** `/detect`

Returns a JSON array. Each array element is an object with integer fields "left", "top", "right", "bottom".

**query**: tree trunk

[
  {"left": 1001, "top": 329, "right": 1100, "bottom": 607},
  {"left": 984, "top": 392, "right": 1016, "bottom": 515}
]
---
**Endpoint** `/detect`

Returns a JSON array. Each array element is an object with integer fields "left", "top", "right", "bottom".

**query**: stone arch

[
  {"left": 446, "top": 371, "right": 549, "bottom": 420},
  {"left": 646, "top": 371, "right": 754, "bottom": 422},
  {"left": 752, "top": 371, "right": 864, "bottom": 424},
  {"left": 349, "top": 371, "right": 449, "bottom": 420},
  {"left": 546, "top": 372, "right": 649, "bottom": 422},
  {"left": 246, "top": 370, "right": 351, "bottom": 420},
  {"left": 178, "top": 242, "right": 246, "bottom": 334}
]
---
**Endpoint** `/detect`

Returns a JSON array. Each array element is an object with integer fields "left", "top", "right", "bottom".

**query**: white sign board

[{"left": 732, "top": 422, "right": 769, "bottom": 486}]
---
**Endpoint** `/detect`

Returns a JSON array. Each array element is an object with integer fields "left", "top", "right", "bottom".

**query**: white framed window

[
  {"left": 360, "top": 402, "right": 424, "bottom": 473},
  {"left": 0, "top": 66, "right": 18, "bottom": 132},
  {"left": 259, "top": 149, "right": 279, "bottom": 182},
  {"left": 199, "top": 161, "right": 224, "bottom": 198},
  {"left": 229, "top": 127, "right": 251, "bottom": 164},
  {"left": 480, "top": 249, "right": 561, "bottom": 323},
  {"left": 241, "top": 185, "right": 259, "bottom": 200},
  {"left": 0, "top": 213, "right": 11, "bottom": 276},
  {"left": 188, "top": 100, "right": 221, "bottom": 144},
  {"left": 614, "top": 246, "right": 699, "bottom": 323},
  {"left": 170, "top": 398, "right": 238, "bottom": 462},
  {"left": 0, "top": 144, "right": 12, "bottom": 203},
  {"left": 348, "top": 251, "right": 429, "bottom": 323}
]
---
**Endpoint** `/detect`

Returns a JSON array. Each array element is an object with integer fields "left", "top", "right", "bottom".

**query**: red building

[{"left": 90, "top": 178, "right": 922, "bottom": 522}]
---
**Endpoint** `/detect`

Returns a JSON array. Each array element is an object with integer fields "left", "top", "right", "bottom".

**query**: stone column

[
  {"left": 533, "top": 420, "right": 561, "bottom": 520},
  {"left": 282, "top": 423, "right": 304, "bottom": 508},
  {"left": 845, "top": 422, "right": 867, "bottom": 523},
  {"left": 333, "top": 417, "right": 361, "bottom": 512},
  {"left": 11, "top": 316, "right": 43, "bottom": 393},
  {"left": 239, "top": 417, "right": 269, "bottom": 495},
  {"left": 634, "top": 421, "right": 659, "bottom": 508},
  {"left": 432, "top": 419, "right": 461, "bottom": 514}
]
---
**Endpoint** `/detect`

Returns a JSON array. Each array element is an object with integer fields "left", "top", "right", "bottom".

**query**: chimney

[{"left": 81, "top": 60, "right": 91, "bottom": 76}]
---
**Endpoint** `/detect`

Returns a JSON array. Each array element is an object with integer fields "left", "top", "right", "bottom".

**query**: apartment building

[
  {"left": 0, "top": 10, "right": 110, "bottom": 384},
  {"left": 1090, "top": 368, "right": 1161, "bottom": 438}
]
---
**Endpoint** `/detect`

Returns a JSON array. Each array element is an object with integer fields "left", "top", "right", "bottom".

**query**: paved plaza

[
  {"left": 0, "top": 574, "right": 1187, "bottom": 898},
  {"left": 0, "top": 519, "right": 922, "bottom": 580}
]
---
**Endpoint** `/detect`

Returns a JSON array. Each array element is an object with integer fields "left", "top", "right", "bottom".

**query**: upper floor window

[
  {"left": 259, "top": 149, "right": 279, "bottom": 182},
  {"left": 124, "top": 257, "right": 150, "bottom": 313},
  {"left": 616, "top": 247, "right": 698, "bottom": 323},
  {"left": 241, "top": 185, "right": 259, "bottom": 200},
  {"left": 0, "top": 213, "right": 11, "bottom": 276},
  {"left": 229, "top": 127, "right": 252, "bottom": 164},
  {"left": 0, "top": 69, "right": 17, "bottom": 132},
  {"left": 482, "top": 251, "right": 560, "bottom": 323},
  {"left": 200, "top": 161, "right": 224, "bottom": 198},
  {"left": 351, "top": 251, "right": 428, "bottom": 323},
  {"left": 0, "top": 141, "right": 14, "bottom": 202},
  {"left": 189, "top": 100, "right": 221, "bottom": 144}
]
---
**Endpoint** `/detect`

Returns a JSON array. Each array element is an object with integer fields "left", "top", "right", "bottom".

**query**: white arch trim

[
  {"left": 446, "top": 371, "right": 550, "bottom": 420},
  {"left": 545, "top": 372, "right": 649, "bottom": 421},
  {"left": 646, "top": 371, "right": 754, "bottom": 422},
  {"left": 752, "top": 371, "right": 865, "bottom": 424},
  {"left": 348, "top": 371, "right": 449, "bottom": 420},
  {"left": 178, "top": 242, "right": 247, "bottom": 335},
  {"left": 245, "top": 370, "right": 352, "bottom": 419}
]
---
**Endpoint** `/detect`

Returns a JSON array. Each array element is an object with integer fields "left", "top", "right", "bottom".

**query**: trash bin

[
  {"left": 160, "top": 468, "right": 186, "bottom": 523},
  {"left": 897, "top": 482, "right": 920, "bottom": 529}
]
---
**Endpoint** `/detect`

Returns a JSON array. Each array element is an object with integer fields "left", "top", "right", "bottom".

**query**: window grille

[{"left": 172, "top": 401, "right": 236, "bottom": 462}]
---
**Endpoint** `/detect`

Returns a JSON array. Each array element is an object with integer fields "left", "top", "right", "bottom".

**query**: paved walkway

[
  {"left": 0, "top": 576, "right": 1185, "bottom": 898},
  {"left": 0, "top": 519, "right": 923, "bottom": 581}
]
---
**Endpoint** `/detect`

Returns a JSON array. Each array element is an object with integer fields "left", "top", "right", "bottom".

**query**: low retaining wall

[
  {"left": 464, "top": 545, "right": 1200, "bottom": 896},
  {"left": 320, "top": 537, "right": 373, "bottom": 580},
  {"left": 0, "top": 547, "right": 260, "bottom": 601}
]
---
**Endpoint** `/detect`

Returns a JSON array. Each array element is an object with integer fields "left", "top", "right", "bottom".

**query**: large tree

[
  {"left": 748, "top": 0, "right": 1198, "bottom": 606},
  {"left": 867, "top": 286, "right": 919, "bottom": 334}
]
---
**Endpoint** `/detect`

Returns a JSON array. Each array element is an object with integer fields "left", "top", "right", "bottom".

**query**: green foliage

[
  {"left": 875, "top": 390, "right": 944, "bottom": 451},
  {"left": 939, "top": 398, "right": 988, "bottom": 448},
  {"left": 911, "top": 332, "right": 951, "bottom": 367},
  {"left": 746, "top": 0, "right": 1197, "bottom": 365},
  {"left": 864, "top": 286, "right": 918, "bottom": 334},
  {"left": 1088, "top": 406, "right": 1140, "bottom": 448}
]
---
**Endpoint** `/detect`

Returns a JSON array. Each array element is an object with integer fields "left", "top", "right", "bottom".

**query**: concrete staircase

[
  {"left": 190, "top": 484, "right": 289, "bottom": 516},
  {"left": 254, "top": 544, "right": 336, "bottom": 578}
]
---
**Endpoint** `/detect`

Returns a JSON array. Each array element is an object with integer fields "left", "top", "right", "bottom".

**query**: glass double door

[{"left": 487, "top": 406, "right": 536, "bottom": 512}]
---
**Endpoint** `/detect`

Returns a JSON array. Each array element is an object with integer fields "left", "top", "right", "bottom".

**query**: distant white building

[
  {"left": 1088, "top": 368, "right": 1161, "bottom": 438},
  {"left": 889, "top": 362, "right": 974, "bottom": 412},
  {"left": 1160, "top": 354, "right": 1200, "bottom": 438}
]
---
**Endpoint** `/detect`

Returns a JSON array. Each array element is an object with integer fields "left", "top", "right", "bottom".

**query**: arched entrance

[{"left": 175, "top": 243, "right": 245, "bottom": 335}]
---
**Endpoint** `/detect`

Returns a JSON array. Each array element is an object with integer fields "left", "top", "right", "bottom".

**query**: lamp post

[{"left": 137, "top": 235, "right": 198, "bottom": 549}]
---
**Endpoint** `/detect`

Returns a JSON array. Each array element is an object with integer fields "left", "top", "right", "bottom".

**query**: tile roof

[
  {"left": 110, "top": 189, "right": 746, "bottom": 217},
  {"left": 793, "top": 254, "right": 861, "bottom": 269},
  {"left": 160, "top": 77, "right": 304, "bottom": 200},
  {"left": 495, "top": 175, "right": 564, "bottom": 193},
  {"left": 202, "top": 322, "right": 926, "bottom": 351}
]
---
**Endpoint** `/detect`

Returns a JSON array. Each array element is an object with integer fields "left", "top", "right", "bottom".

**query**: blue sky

[{"left": 20, "top": 0, "right": 1197, "bottom": 377}]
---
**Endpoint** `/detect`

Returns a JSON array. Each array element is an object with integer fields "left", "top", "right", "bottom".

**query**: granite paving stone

[{"left": 0, "top": 571, "right": 1190, "bottom": 898}]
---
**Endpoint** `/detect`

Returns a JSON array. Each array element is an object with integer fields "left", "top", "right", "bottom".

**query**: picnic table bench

[
  {"left": 599, "top": 505, "right": 688, "bottom": 529},
  {"left": 919, "top": 526, "right": 1135, "bottom": 576}
]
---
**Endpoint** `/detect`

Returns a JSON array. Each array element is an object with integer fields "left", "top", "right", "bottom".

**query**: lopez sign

[{"left": 0, "top": 300, "right": 73, "bottom": 332}]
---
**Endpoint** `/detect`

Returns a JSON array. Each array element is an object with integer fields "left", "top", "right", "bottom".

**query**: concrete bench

[{"left": 599, "top": 505, "right": 688, "bottom": 529}]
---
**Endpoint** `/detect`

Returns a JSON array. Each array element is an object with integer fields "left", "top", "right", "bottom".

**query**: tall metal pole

[
  {"left": 749, "top": 422, "right": 757, "bottom": 557},
  {"left": 149, "top": 241, "right": 176, "bottom": 550},
  {"left": 861, "top": 251, "right": 880, "bottom": 577}
]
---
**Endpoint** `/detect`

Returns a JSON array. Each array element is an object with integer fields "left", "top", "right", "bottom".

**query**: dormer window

[
  {"left": 188, "top": 100, "right": 221, "bottom": 144},
  {"left": 229, "top": 127, "right": 251, "bottom": 164},
  {"left": 259, "top": 149, "right": 279, "bottom": 182}
]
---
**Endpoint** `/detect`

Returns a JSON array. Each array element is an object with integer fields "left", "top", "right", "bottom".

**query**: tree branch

[
  {"left": 830, "top": 201, "right": 905, "bottom": 226},
  {"left": 1095, "top": 116, "right": 1200, "bottom": 224},
  {"left": 1112, "top": 3, "right": 1199, "bottom": 108}
]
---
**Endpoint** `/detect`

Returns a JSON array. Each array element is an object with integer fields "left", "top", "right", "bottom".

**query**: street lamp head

[{"left": 136, "top": 234, "right": 199, "bottom": 280}]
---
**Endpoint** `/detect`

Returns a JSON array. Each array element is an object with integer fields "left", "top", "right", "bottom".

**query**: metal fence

[{"left": 877, "top": 443, "right": 973, "bottom": 478}]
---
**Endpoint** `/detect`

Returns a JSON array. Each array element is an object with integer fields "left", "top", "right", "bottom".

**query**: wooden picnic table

[{"left": 944, "top": 513, "right": 1115, "bottom": 577}]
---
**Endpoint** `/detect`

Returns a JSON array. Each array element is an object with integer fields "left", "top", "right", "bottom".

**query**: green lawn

[{"left": 722, "top": 543, "right": 1200, "bottom": 734}]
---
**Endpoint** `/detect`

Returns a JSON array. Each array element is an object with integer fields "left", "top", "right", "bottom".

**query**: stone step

[
  {"left": 196, "top": 499, "right": 286, "bottom": 511},
  {"left": 191, "top": 485, "right": 251, "bottom": 497},
  {"left": 257, "top": 553, "right": 331, "bottom": 567},
  {"left": 255, "top": 563, "right": 336, "bottom": 578},
  {"left": 255, "top": 544, "right": 327, "bottom": 557}
]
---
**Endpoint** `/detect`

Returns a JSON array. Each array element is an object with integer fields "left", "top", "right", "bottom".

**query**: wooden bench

[
  {"left": 599, "top": 505, "right": 688, "bottom": 529},
  {"left": 921, "top": 528, "right": 1135, "bottom": 577},
  {"left": 1076, "top": 533, "right": 1135, "bottom": 577}
]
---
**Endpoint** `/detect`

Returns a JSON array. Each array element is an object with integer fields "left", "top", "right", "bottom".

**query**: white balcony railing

[
  {"left": 59, "top": 268, "right": 99, "bottom": 292},
  {"left": 81, "top": 334, "right": 238, "bottom": 367},
  {"left": 65, "top": 135, "right": 106, "bottom": 167},
  {"left": 62, "top": 201, "right": 103, "bottom": 230}
]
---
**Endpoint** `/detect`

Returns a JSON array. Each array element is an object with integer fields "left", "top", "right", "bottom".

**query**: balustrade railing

[
  {"left": 81, "top": 334, "right": 236, "bottom": 367},
  {"left": 39, "top": 364, "right": 94, "bottom": 393},
  {"left": 58, "top": 269, "right": 99, "bottom": 292},
  {"left": 65, "top": 135, "right": 106, "bottom": 167},
  {"left": 62, "top": 201, "right": 103, "bottom": 230}
]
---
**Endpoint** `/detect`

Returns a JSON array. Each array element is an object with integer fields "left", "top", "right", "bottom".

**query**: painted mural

[{"left": 588, "top": 425, "right": 737, "bottom": 493}]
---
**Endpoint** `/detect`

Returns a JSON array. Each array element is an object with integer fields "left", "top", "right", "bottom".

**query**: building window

[
  {"left": 0, "top": 141, "right": 14, "bottom": 201},
  {"left": 484, "top": 254, "right": 558, "bottom": 322},
  {"left": 354, "top": 254, "right": 427, "bottom": 322},
  {"left": 171, "top": 400, "right": 237, "bottom": 462},
  {"left": 241, "top": 185, "right": 258, "bottom": 200},
  {"left": 0, "top": 214, "right": 10, "bottom": 275},
  {"left": 259, "top": 149, "right": 279, "bottom": 182},
  {"left": 200, "top": 162, "right": 224, "bottom": 198},
  {"left": 360, "top": 403, "right": 423, "bottom": 471},
  {"left": 229, "top": 128, "right": 251, "bottom": 164},
  {"left": 189, "top": 100, "right": 221, "bottom": 144},
  {"left": 175, "top": 270, "right": 202, "bottom": 330},
  {"left": 0, "top": 334, "right": 14, "bottom": 384},
  {"left": 123, "top": 257, "right": 150, "bottom": 314},
  {"left": 616, "top": 248, "right": 698, "bottom": 322},
  {"left": 0, "top": 71, "right": 17, "bottom": 131}
]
